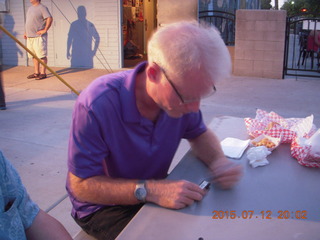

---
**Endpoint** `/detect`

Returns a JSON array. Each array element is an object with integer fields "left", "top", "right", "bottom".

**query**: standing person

[
  {"left": 24, "top": 0, "right": 53, "bottom": 80},
  {"left": 67, "top": 21, "right": 243, "bottom": 240},
  {"left": 307, "top": 30, "right": 320, "bottom": 52},
  {"left": 307, "top": 30, "right": 320, "bottom": 69},
  {"left": 0, "top": 150, "right": 72, "bottom": 240}
]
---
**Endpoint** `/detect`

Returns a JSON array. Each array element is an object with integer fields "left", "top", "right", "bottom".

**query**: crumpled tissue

[{"left": 246, "top": 146, "right": 271, "bottom": 168}]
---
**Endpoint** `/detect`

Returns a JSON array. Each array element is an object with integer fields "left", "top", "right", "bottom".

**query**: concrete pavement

[{"left": 0, "top": 65, "right": 319, "bottom": 238}]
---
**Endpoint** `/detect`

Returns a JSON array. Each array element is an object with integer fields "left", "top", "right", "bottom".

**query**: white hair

[{"left": 148, "top": 21, "right": 231, "bottom": 84}]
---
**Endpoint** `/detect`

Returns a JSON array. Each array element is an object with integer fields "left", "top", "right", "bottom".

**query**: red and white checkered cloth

[
  {"left": 291, "top": 137, "right": 320, "bottom": 168},
  {"left": 244, "top": 109, "right": 320, "bottom": 168}
]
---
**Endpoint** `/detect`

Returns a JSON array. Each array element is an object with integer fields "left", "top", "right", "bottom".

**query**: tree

[
  {"left": 261, "top": 0, "right": 272, "bottom": 9},
  {"left": 305, "top": 0, "right": 320, "bottom": 16},
  {"left": 275, "top": 0, "right": 279, "bottom": 10},
  {"left": 281, "top": 0, "right": 320, "bottom": 16}
]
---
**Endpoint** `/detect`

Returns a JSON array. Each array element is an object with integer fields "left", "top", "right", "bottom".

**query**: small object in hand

[{"left": 199, "top": 180, "right": 210, "bottom": 190}]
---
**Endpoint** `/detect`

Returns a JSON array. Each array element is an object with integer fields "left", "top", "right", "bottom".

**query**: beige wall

[
  {"left": 157, "top": 0, "right": 198, "bottom": 27},
  {"left": 227, "top": 46, "right": 235, "bottom": 72},
  {"left": 234, "top": 10, "right": 287, "bottom": 79}
]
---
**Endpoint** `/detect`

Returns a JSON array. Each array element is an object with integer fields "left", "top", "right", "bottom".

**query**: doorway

[{"left": 122, "top": 0, "right": 157, "bottom": 68}]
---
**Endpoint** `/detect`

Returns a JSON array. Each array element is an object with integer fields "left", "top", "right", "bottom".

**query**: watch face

[{"left": 135, "top": 187, "right": 147, "bottom": 201}]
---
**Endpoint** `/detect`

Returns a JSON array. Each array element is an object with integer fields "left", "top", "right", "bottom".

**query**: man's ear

[{"left": 147, "top": 63, "right": 161, "bottom": 83}]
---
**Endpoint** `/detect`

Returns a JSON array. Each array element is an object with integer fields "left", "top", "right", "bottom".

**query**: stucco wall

[{"left": 234, "top": 10, "right": 286, "bottom": 79}]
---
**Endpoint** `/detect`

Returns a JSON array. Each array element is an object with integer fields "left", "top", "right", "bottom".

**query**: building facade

[
  {"left": 2, "top": 0, "right": 121, "bottom": 69},
  {"left": 1, "top": 0, "right": 260, "bottom": 70}
]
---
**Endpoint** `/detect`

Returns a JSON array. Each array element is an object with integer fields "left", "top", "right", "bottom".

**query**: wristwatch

[{"left": 134, "top": 180, "right": 147, "bottom": 202}]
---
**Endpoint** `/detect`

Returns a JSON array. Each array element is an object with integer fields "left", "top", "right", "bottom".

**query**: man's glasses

[{"left": 156, "top": 63, "right": 216, "bottom": 104}]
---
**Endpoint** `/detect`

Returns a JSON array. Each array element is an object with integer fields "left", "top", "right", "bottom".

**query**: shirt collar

[{"left": 121, "top": 61, "right": 148, "bottom": 123}]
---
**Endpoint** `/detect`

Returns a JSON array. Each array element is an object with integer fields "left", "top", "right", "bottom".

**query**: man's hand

[
  {"left": 210, "top": 158, "right": 243, "bottom": 189},
  {"left": 36, "top": 29, "right": 47, "bottom": 36},
  {"left": 146, "top": 180, "right": 207, "bottom": 209},
  {"left": 189, "top": 129, "right": 243, "bottom": 190},
  {"left": 37, "top": 17, "right": 53, "bottom": 36}
]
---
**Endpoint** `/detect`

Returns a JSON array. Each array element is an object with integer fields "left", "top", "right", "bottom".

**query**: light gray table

[{"left": 117, "top": 116, "right": 320, "bottom": 240}]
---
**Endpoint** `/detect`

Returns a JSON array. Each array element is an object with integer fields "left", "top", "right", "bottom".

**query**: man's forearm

[
  {"left": 68, "top": 172, "right": 141, "bottom": 205},
  {"left": 189, "top": 129, "right": 225, "bottom": 168},
  {"left": 44, "top": 17, "right": 53, "bottom": 32},
  {"left": 68, "top": 171, "right": 207, "bottom": 209},
  {"left": 189, "top": 129, "right": 243, "bottom": 189}
]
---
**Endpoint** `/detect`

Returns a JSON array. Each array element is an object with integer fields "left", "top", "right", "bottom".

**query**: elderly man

[
  {"left": 24, "top": 0, "right": 53, "bottom": 80},
  {"left": 67, "top": 21, "right": 242, "bottom": 240}
]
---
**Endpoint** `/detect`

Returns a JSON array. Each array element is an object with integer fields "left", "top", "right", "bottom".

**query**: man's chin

[{"left": 166, "top": 111, "right": 184, "bottom": 118}]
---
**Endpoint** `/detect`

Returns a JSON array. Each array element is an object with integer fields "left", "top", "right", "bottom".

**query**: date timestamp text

[{"left": 212, "top": 210, "right": 308, "bottom": 220}]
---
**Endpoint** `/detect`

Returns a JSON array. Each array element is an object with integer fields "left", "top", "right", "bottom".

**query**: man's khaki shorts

[{"left": 27, "top": 35, "right": 48, "bottom": 59}]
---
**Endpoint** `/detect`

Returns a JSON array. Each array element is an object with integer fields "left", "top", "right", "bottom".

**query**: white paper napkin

[{"left": 220, "top": 137, "right": 250, "bottom": 159}]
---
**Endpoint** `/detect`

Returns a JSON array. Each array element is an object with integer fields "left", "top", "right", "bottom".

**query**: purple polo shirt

[{"left": 67, "top": 62, "right": 207, "bottom": 218}]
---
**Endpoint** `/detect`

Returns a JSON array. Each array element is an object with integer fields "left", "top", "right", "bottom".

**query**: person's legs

[
  {"left": 0, "top": 65, "right": 6, "bottom": 110},
  {"left": 35, "top": 36, "right": 48, "bottom": 79},
  {"left": 40, "top": 57, "right": 47, "bottom": 75},
  {"left": 74, "top": 204, "right": 143, "bottom": 240},
  {"left": 26, "top": 38, "right": 40, "bottom": 79},
  {"left": 28, "top": 36, "right": 48, "bottom": 80},
  {"left": 33, "top": 57, "right": 40, "bottom": 75}
]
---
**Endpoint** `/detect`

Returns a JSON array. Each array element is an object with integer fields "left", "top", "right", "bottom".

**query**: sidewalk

[{"left": 1, "top": 65, "right": 319, "bottom": 238}]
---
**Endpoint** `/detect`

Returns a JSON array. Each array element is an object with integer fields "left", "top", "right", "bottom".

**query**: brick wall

[{"left": 234, "top": 10, "right": 287, "bottom": 79}]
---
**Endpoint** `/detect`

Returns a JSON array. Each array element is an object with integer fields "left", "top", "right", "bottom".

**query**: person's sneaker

[
  {"left": 35, "top": 74, "right": 47, "bottom": 80},
  {"left": 0, "top": 105, "right": 6, "bottom": 110},
  {"left": 27, "top": 73, "right": 40, "bottom": 79}
]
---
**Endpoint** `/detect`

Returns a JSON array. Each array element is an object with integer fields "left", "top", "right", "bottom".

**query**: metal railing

[
  {"left": 283, "top": 16, "right": 320, "bottom": 78},
  {"left": 199, "top": 10, "right": 235, "bottom": 46}
]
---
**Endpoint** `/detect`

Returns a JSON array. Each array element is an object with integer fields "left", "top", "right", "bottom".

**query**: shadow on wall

[
  {"left": 66, "top": 5, "right": 100, "bottom": 68},
  {"left": 3, "top": 14, "right": 23, "bottom": 67}
]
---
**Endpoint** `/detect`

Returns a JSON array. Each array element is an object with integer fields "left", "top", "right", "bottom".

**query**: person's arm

[
  {"left": 69, "top": 171, "right": 207, "bottom": 210},
  {"left": 37, "top": 17, "right": 53, "bottom": 36},
  {"left": 25, "top": 209, "right": 72, "bottom": 240},
  {"left": 188, "top": 129, "right": 243, "bottom": 189},
  {"left": 0, "top": 151, "right": 72, "bottom": 240}
]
